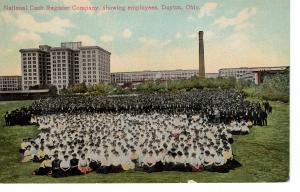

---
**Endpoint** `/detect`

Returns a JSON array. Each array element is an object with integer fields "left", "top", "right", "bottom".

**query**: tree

[
  {"left": 254, "top": 71, "right": 289, "bottom": 102},
  {"left": 48, "top": 85, "right": 58, "bottom": 96},
  {"left": 70, "top": 82, "right": 87, "bottom": 94}
]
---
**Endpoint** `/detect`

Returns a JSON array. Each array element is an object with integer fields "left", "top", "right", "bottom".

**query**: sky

[{"left": 0, "top": 0, "right": 290, "bottom": 75}]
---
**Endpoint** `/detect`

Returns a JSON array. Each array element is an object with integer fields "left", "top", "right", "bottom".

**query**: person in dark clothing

[
  {"left": 174, "top": 151, "right": 185, "bottom": 171},
  {"left": 89, "top": 153, "right": 100, "bottom": 171},
  {"left": 252, "top": 110, "right": 258, "bottom": 126},
  {"left": 96, "top": 153, "right": 111, "bottom": 174},
  {"left": 261, "top": 111, "right": 268, "bottom": 126},
  {"left": 70, "top": 153, "right": 82, "bottom": 176},
  {"left": 154, "top": 150, "right": 164, "bottom": 172},
  {"left": 4, "top": 112, "right": 9, "bottom": 126},
  {"left": 51, "top": 154, "right": 62, "bottom": 178},
  {"left": 4, "top": 107, "right": 33, "bottom": 126}
]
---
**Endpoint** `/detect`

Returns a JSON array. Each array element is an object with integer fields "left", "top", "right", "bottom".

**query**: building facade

[
  {"left": 0, "top": 76, "right": 22, "bottom": 91},
  {"left": 19, "top": 49, "right": 49, "bottom": 90},
  {"left": 39, "top": 45, "right": 52, "bottom": 85},
  {"left": 218, "top": 66, "right": 288, "bottom": 84},
  {"left": 50, "top": 47, "right": 74, "bottom": 89},
  {"left": 79, "top": 46, "right": 111, "bottom": 85},
  {"left": 73, "top": 50, "right": 80, "bottom": 84},
  {"left": 20, "top": 42, "right": 111, "bottom": 90},
  {"left": 111, "top": 69, "right": 218, "bottom": 84}
]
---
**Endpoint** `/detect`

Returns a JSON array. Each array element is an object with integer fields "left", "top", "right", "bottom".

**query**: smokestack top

[{"left": 199, "top": 31, "right": 203, "bottom": 39}]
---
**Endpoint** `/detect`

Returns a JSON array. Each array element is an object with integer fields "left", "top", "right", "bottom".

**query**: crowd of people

[
  {"left": 6, "top": 90, "right": 270, "bottom": 126},
  {"left": 4, "top": 107, "right": 31, "bottom": 126},
  {"left": 20, "top": 112, "right": 247, "bottom": 177},
  {"left": 4, "top": 90, "right": 271, "bottom": 127},
  {"left": 11, "top": 90, "right": 271, "bottom": 176}
]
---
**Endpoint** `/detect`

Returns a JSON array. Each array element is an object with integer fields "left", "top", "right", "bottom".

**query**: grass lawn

[{"left": 0, "top": 100, "right": 289, "bottom": 183}]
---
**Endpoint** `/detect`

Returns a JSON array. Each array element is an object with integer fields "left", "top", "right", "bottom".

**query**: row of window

[
  {"left": 82, "top": 50, "right": 96, "bottom": 54},
  {"left": 22, "top": 50, "right": 103, "bottom": 59},
  {"left": 24, "top": 76, "right": 37, "bottom": 80},
  {"left": 53, "top": 64, "right": 67, "bottom": 68},
  {"left": 82, "top": 63, "right": 96, "bottom": 66},
  {"left": 51, "top": 52, "right": 66, "bottom": 55},
  {"left": 221, "top": 71, "right": 247, "bottom": 74},
  {"left": 83, "top": 67, "right": 97, "bottom": 70},
  {"left": 23, "top": 61, "right": 37, "bottom": 65},
  {"left": 82, "top": 54, "right": 97, "bottom": 58},
  {"left": 114, "top": 74, "right": 195, "bottom": 79},
  {"left": 52, "top": 60, "right": 69, "bottom": 63},
  {"left": 52, "top": 56, "right": 68, "bottom": 59},
  {"left": 53, "top": 71, "right": 67, "bottom": 75},
  {"left": 82, "top": 71, "right": 97, "bottom": 75},
  {"left": 22, "top": 53, "right": 37, "bottom": 56},
  {"left": 23, "top": 69, "right": 37, "bottom": 72},
  {"left": 0, "top": 85, "right": 20, "bottom": 88},
  {"left": 0, "top": 82, "right": 21, "bottom": 85},
  {"left": 53, "top": 68, "right": 67, "bottom": 72},
  {"left": 23, "top": 60, "right": 108, "bottom": 66},
  {"left": 24, "top": 81, "right": 38, "bottom": 84},
  {"left": 23, "top": 57, "right": 37, "bottom": 60},
  {"left": 52, "top": 75, "right": 67, "bottom": 79},
  {"left": 0, "top": 79, "right": 21, "bottom": 82},
  {"left": 82, "top": 76, "right": 109, "bottom": 80},
  {"left": 82, "top": 59, "right": 97, "bottom": 62},
  {"left": 23, "top": 73, "right": 37, "bottom": 76},
  {"left": 52, "top": 80, "right": 67, "bottom": 84},
  {"left": 51, "top": 52, "right": 81, "bottom": 57}
]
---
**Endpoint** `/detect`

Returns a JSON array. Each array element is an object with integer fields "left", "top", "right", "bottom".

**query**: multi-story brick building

[
  {"left": 20, "top": 42, "right": 111, "bottom": 90},
  {"left": 79, "top": 46, "right": 110, "bottom": 85},
  {"left": 19, "top": 48, "right": 49, "bottom": 90}
]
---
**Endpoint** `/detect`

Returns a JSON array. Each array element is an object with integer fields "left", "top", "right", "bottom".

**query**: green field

[{"left": 0, "top": 100, "right": 289, "bottom": 183}]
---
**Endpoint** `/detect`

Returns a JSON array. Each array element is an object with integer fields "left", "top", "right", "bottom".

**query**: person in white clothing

[
  {"left": 143, "top": 151, "right": 156, "bottom": 173},
  {"left": 60, "top": 155, "right": 70, "bottom": 176}
]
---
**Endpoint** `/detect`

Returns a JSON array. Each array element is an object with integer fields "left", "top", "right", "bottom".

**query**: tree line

[{"left": 58, "top": 69, "right": 289, "bottom": 103}]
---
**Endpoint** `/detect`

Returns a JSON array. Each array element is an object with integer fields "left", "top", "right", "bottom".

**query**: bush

[
  {"left": 86, "top": 84, "right": 113, "bottom": 95},
  {"left": 70, "top": 83, "right": 87, "bottom": 94},
  {"left": 135, "top": 77, "right": 249, "bottom": 93},
  {"left": 242, "top": 87, "right": 256, "bottom": 97},
  {"left": 253, "top": 72, "right": 289, "bottom": 102}
]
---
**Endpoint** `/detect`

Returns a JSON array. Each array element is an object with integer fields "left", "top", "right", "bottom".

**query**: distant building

[
  {"left": 218, "top": 66, "right": 288, "bottom": 84},
  {"left": 0, "top": 76, "right": 22, "bottom": 91},
  {"left": 111, "top": 69, "right": 218, "bottom": 85},
  {"left": 20, "top": 42, "right": 111, "bottom": 90}
]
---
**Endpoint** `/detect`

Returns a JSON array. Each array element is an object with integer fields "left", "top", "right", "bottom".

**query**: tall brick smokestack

[{"left": 199, "top": 31, "right": 205, "bottom": 78}]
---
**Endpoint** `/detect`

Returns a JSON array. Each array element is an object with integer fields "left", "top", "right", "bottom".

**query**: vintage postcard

[{"left": 0, "top": 0, "right": 289, "bottom": 184}]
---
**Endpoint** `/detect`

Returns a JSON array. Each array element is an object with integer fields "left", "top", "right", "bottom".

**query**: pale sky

[{"left": 0, "top": 0, "right": 289, "bottom": 75}]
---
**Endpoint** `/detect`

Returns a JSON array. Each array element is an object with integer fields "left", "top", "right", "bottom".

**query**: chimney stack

[{"left": 199, "top": 31, "right": 205, "bottom": 78}]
